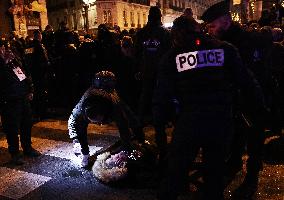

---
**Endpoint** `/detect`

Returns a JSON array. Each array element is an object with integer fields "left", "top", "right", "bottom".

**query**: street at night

[
  {"left": 1, "top": 0, "right": 284, "bottom": 199},
  {"left": 0, "top": 118, "right": 283, "bottom": 200}
]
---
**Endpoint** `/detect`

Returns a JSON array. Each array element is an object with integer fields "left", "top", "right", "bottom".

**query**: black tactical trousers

[
  {"left": 246, "top": 126, "right": 265, "bottom": 175},
  {"left": 138, "top": 78, "right": 155, "bottom": 124},
  {"left": 158, "top": 112, "right": 232, "bottom": 200},
  {"left": 228, "top": 116, "right": 265, "bottom": 175},
  {"left": 1, "top": 98, "right": 33, "bottom": 155}
]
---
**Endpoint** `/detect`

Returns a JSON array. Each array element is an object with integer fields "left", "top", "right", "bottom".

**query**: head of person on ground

[
  {"left": 171, "top": 15, "right": 201, "bottom": 48},
  {"left": 147, "top": 6, "right": 162, "bottom": 26},
  {"left": 201, "top": 0, "right": 232, "bottom": 39}
]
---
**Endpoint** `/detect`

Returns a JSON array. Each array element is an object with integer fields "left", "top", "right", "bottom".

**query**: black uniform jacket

[
  {"left": 0, "top": 55, "right": 33, "bottom": 102},
  {"left": 153, "top": 33, "right": 265, "bottom": 124}
]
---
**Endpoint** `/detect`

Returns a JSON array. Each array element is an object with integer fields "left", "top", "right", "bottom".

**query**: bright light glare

[
  {"left": 82, "top": 0, "right": 96, "bottom": 4},
  {"left": 164, "top": 22, "right": 173, "bottom": 28}
]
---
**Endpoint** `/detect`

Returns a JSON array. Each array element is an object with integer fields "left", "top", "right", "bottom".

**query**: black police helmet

[{"left": 92, "top": 71, "right": 116, "bottom": 90}]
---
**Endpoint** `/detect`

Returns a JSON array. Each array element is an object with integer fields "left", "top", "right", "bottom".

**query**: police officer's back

[{"left": 155, "top": 16, "right": 265, "bottom": 200}]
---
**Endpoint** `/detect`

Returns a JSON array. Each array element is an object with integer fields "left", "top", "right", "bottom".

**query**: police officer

[
  {"left": 68, "top": 71, "right": 144, "bottom": 168},
  {"left": 134, "top": 6, "right": 171, "bottom": 163},
  {"left": 201, "top": 1, "right": 275, "bottom": 197},
  {"left": 155, "top": 16, "right": 266, "bottom": 200},
  {"left": 0, "top": 39, "right": 41, "bottom": 165},
  {"left": 134, "top": 6, "right": 171, "bottom": 123}
]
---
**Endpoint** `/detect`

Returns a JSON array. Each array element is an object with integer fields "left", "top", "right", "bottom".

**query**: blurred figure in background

[{"left": 0, "top": 39, "right": 40, "bottom": 165}]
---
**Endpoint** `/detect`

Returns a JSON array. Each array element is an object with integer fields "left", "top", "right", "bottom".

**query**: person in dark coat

[
  {"left": 0, "top": 39, "right": 41, "bottom": 165},
  {"left": 134, "top": 6, "right": 171, "bottom": 161},
  {"left": 26, "top": 30, "right": 50, "bottom": 120},
  {"left": 155, "top": 16, "right": 266, "bottom": 200},
  {"left": 134, "top": 6, "right": 171, "bottom": 124},
  {"left": 68, "top": 71, "right": 144, "bottom": 168}
]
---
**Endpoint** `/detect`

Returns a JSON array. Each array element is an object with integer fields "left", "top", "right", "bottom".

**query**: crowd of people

[{"left": 1, "top": 1, "right": 284, "bottom": 200}]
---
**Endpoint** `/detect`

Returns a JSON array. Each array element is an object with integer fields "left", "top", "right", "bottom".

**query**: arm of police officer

[{"left": 225, "top": 43, "right": 267, "bottom": 116}]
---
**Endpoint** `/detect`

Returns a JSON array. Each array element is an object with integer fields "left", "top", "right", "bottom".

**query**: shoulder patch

[
  {"left": 143, "top": 39, "right": 161, "bottom": 52},
  {"left": 176, "top": 49, "right": 224, "bottom": 72}
]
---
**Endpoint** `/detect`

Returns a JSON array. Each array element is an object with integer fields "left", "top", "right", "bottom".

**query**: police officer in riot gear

[
  {"left": 201, "top": 1, "right": 277, "bottom": 198},
  {"left": 68, "top": 71, "right": 144, "bottom": 168},
  {"left": 0, "top": 39, "right": 41, "bottom": 165},
  {"left": 155, "top": 16, "right": 266, "bottom": 200}
]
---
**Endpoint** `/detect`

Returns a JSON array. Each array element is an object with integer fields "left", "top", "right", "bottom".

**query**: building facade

[
  {"left": 96, "top": 0, "right": 150, "bottom": 29},
  {"left": 162, "top": 0, "right": 221, "bottom": 26},
  {"left": 231, "top": 0, "right": 284, "bottom": 23},
  {"left": 46, "top": 0, "right": 221, "bottom": 33},
  {"left": 96, "top": 0, "right": 221, "bottom": 29},
  {"left": 0, "top": 0, "right": 48, "bottom": 38},
  {"left": 47, "top": 0, "right": 97, "bottom": 33}
]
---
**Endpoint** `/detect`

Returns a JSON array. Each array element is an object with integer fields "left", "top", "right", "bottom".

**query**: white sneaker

[
  {"left": 81, "top": 154, "right": 89, "bottom": 168},
  {"left": 73, "top": 142, "right": 81, "bottom": 156}
]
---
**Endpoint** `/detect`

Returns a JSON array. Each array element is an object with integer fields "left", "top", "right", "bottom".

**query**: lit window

[
  {"left": 103, "top": 10, "right": 107, "bottom": 23},
  {"left": 137, "top": 12, "right": 140, "bottom": 26},
  {"left": 107, "top": 10, "right": 112, "bottom": 25},
  {"left": 143, "top": 13, "right": 146, "bottom": 25},
  {"left": 130, "top": 12, "right": 134, "bottom": 26},
  {"left": 123, "top": 10, "right": 128, "bottom": 26}
]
